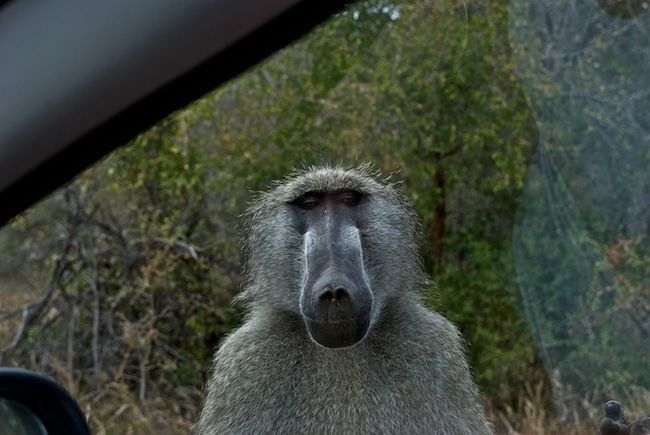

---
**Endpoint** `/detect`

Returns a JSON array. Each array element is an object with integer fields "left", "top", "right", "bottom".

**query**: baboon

[
  {"left": 601, "top": 401, "right": 629, "bottom": 435},
  {"left": 600, "top": 400, "right": 650, "bottom": 435},
  {"left": 196, "top": 166, "right": 492, "bottom": 434}
]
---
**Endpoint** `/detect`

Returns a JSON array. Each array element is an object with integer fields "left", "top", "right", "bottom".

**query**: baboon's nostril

[
  {"left": 334, "top": 288, "right": 350, "bottom": 302},
  {"left": 319, "top": 289, "right": 334, "bottom": 302}
]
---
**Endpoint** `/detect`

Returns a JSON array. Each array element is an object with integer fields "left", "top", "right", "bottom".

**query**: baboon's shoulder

[
  {"left": 212, "top": 313, "right": 302, "bottom": 376},
  {"left": 197, "top": 318, "right": 304, "bottom": 434}
]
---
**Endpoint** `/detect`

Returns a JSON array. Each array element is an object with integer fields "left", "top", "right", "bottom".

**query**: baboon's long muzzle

[{"left": 300, "top": 213, "right": 373, "bottom": 349}]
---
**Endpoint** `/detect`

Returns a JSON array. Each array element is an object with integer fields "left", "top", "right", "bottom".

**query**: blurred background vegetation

[{"left": 0, "top": 0, "right": 647, "bottom": 433}]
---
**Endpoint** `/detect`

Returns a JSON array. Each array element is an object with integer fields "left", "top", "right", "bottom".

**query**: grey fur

[{"left": 196, "top": 166, "right": 492, "bottom": 434}]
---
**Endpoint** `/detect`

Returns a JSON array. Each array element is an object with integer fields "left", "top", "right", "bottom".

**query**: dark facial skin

[
  {"left": 605, "top": 401, "right": 625, "bottom": 421},
  {"left": 291, "top": 190, "right": 373, "bottom": 348}
]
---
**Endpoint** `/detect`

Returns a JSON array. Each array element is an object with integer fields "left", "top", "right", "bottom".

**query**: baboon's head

[
  {"left": 604, "top": 400, "right": 624, "bottom": 420},
  {"left": 241, "top": 166, "right": 426, "bottom": 349}
]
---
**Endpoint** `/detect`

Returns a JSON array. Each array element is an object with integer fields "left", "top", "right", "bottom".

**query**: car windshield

[{"left": 0, "top": 0, "right": 648, "bottom": 433}]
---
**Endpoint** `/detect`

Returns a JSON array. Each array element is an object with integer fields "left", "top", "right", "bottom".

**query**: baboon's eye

[
  {"left": 292, "top": 193, "right": 322, "bottom": 210},
  {"left": 340, "top": 190, "right": 362, "bottom": 207}
]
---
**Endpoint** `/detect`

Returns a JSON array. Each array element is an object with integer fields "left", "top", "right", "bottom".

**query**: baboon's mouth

[{"left": 303, "top": 313, "right": 370, "bottom": 349}]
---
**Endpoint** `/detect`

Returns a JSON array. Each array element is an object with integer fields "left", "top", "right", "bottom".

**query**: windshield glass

[
  {"left": 0, "top": 0, "right": 647, "bottom": 433},
  {"left": 510, "top": 0, "right": 650, "bottom": 419}
]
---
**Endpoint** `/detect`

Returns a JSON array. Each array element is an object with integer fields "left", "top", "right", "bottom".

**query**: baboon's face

[
  {"left": 243, "top": 168, "right": 424, "bottom": 349},
  {"left": 291, "top": 189, "right": 373, "bottom": 348},
  {"left": 604, "top": 400, "right": 623, "bottom": 419}
]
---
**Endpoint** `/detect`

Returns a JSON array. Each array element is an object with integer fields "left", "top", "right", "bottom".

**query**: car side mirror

[{"left": 0, "top": 368, "right": 90, "bottom": 435}]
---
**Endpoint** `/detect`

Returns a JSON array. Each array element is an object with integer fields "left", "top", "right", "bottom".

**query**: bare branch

[{"left": 0, "top": 225, "right": 76, "bottom": 363}]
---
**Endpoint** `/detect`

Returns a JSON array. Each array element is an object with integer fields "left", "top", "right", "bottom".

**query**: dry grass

[
  {"left": 489, "top": 382, "right": 598, "bottom": 435},
  {"left": 490, "top": 383, "right": 650, "bottom": 435},
  {"left": 79, "top": 383, "right": 201, "bottom": 435}
]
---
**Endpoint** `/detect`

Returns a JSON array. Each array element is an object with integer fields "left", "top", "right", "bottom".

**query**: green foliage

[
  {"left": 509, "top": 0, "right": 650, "bottom": 409},
  {"left": 429, "top": 240, "right": 543, "bottom": 406},
  {"left": 8, "top": 0, "right": 646, "bottom": 427}
]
